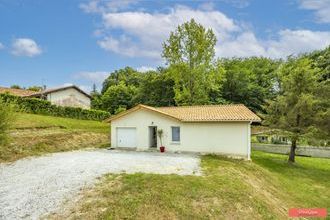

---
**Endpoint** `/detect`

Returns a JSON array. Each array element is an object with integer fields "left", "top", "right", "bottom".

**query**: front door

[{"left": 149, "top": 126, "right": 157, "bottom": 148}]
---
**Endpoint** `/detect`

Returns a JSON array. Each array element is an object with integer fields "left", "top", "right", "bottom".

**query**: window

[{"left": 171, "top": 126, "right": 180, "bottom": 142}]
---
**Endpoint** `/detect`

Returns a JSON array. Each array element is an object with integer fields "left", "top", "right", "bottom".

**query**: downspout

[{"left": 247, "top": 121, "right": 252, "bottom": 160}]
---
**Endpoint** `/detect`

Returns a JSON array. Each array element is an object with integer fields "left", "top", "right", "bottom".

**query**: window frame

[{"left": 171, "top": 126, "right": 181, "bottom": 143}]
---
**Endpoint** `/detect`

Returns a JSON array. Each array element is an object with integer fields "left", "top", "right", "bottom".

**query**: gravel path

[{"left": 0, "top": 149, "right": 201, "bottom": 220}]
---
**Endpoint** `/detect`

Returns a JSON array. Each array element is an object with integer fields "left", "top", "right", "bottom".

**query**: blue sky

[{"left": 0, "top": 0, "right": 330, "bottom": 92}]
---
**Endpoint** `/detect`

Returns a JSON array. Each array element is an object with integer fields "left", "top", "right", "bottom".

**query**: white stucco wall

[
  {"left": 46, "top": 88, "right": 91, "bottom": 109},
  {"left": 111, "top": 108, "right": 251, "bottom": 159}
]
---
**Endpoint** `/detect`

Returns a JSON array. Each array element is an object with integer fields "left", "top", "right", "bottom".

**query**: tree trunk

[{"left": 288, "top": 139, "right": 297, "bottom": 163}]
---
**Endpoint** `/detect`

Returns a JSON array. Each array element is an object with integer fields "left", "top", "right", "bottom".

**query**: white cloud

[
  {"left": 266, "top": 29, "right": 330, "bottom": 58},
  {"left": 0, "top": 42, "right": 4, "bottom": 49},
  {"left": 97, "top": 5, "right": 239, "bottom": 59},
  {"left": 11, "top": 38, "right": 42, "bottom": 57},
  {"left": 218, "top": 29, "right": 330, "bottom": 58},
  {"left": 136, "top": 66, "right": 156, "bottom": 72},
  {"left": 217, "top": 32, "right": 267, "bottom": 57},
  {"left": 299, "top": 0, "right": 330, "bottom": 23},
  {"left": 82, "top": 2, "right": 330, "bottom": 59},
  {"left": 74, "top": 71, "right": 109, "bottom": 83},
  {"left": 98, "top": 35, "right": 159, "bottom": 58},
  {"left": 80, "top": 0, "right": 139, "bottom": 13}
]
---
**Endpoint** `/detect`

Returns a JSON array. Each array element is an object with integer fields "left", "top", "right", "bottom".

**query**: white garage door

[{"left": 117, "top": 127, "right": 137, "bottom": 148}]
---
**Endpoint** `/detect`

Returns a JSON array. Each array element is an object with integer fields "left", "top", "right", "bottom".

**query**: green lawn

[
  {"left": 0, "top": 113, "right": 110, "bottom": 162},
  {"left": 50, "top": 151, "right": 330, "bottom": 219}
]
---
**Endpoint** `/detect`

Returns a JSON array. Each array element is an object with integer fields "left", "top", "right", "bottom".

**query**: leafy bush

[
  {"left": 0, "top": 93, "right": 110, "bottom": 121},
  {"left": 0, "top": 99, "right": 15, "bottom": 145}
]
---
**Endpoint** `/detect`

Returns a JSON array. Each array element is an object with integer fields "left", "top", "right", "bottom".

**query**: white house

[
  {"left": 29, "top": 85, "right": 91, "bottom": 109},
  {"left": 107, "top": 104, "right": 261, "bottom": 159}
]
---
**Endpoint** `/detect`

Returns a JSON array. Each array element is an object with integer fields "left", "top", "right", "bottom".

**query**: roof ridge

[
  {"left": 155, "top": 104, "right": 245, "bottom": 108},
  {"left": 0, "top": 87, "right": 29, "bottom": 91},
  {"left": 30, "top": 85, "right": 91, "bottom": 98}
]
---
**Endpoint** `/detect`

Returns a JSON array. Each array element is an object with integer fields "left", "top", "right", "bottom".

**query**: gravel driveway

[{"left": 0, "top": 149, "right": 201, "bottom": 220}]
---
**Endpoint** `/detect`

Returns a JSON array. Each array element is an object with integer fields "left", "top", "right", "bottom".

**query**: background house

[
  {"left": 28, "top": 85, "right": 91, "bottom": 109},
  {"left": 251, "top": 128, "right": 291, "bottom": 145},
  {"left": 107, "top": 104, "right": 261, "bottom": 159},
  {"left": 0, "top": 85, "right": 91, "bottom": 109}
]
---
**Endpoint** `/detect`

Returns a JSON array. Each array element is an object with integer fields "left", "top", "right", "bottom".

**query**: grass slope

[
  {"left": 13, "top": 113, "right": 109, "bottom": 133},
  {"left": 0, "top": 113, "right": 110, "bottom": 162},
  {"left": 51, "top": 151, "right": 330, "bottom": 219}
]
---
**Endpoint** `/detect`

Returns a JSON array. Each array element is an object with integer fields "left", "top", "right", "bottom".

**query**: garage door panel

[{"left": 117, "top": 127, "right": 137, "bottom": 148}]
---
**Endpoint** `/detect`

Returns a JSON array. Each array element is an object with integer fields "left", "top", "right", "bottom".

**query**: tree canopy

[
  {"left": 264, "top": 57, "right": 326, "bottom": 162},
  {"left": 162, "top": 19, "right": 219, "bottom": 105}
]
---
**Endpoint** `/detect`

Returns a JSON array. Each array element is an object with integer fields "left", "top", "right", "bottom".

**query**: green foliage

[
  {"left": 162, "top": 19, "right": 218, "bottom": 105},
  {"left": 10, "top": 85, "right": 22, "bottom": 89},
  {"left": 101, "top": 82, "right": 137, "bottom": 114},
  {"left": 90, "top": 90, "right": 103, "bottom": 110},
  {"left": 157, "top": 129, "right": 164, "bottom": 146},
  {"left": 310, "top": 78, "right": 330, "bottom": 141},
  {"left": 0, "top": 99, "right": 15, "bottom": 145},
  {"left": 264, "top": 57, "right": 326, "bottom": 161},
  {"left": 134, "top": 70, "right": 175, "bottom": 107},
  {"left": 27, "top": 86, "right": 43, "bottom": 92},
  {"left": 101, "top": 67, "right": 140, "bottom": 94},
  {"left": 307, "top": 46, "right": 330, "bottom": 81},
  {"left": 114, "top": 106, "right": 127, "bottom": 115},
  {"left": 265, "top": 57, "right": 319, "bottom": 133},
  {"left": 98, "top": 67, "right": 176, "bottom": 113},
  {"left": 0, "top": 93, "right": 110, "bottom": 121},
  {"left": 220, "top": 57, "right": 280, "bottom": 112}
]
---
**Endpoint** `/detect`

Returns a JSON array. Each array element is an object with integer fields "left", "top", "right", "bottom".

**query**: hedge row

[{"left": 0, "top": 93, "right": 110, "bottom": 121}]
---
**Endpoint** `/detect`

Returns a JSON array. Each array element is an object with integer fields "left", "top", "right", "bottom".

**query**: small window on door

[{"left": 171, "top": 126, "right": 180, "bottom": 142}]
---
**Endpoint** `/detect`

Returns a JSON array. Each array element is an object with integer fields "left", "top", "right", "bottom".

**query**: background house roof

[
  {"left": 0, "top": 87, "right": 38, "bottom": 97},
  {"left": 107, "top": 104, "right": 261, "bottom": 122},
  {"left": 28, "top": 85, "right": 91, "bottom": 99}
]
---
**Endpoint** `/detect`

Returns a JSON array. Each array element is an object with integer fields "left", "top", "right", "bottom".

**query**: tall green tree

[
  {"left": 101, "top": 82, "right": 138, "bottom": 114},
  {"left": 264, "top": 57, "right": 320, "bottom": 162},
  {"left": 134, "top": 69, "right": 175, "bottom": 106},
  {"left": 162, "top": 19, "right": 218, "bottom": 105},
  {"left": 101, "top": 67, "right": 141, "bottom": 94},
  {"left": 220, "top": 57, "right": 279, "bottom": 112},
  {"left": 90, "top": 84, "right": 103, "bottom": 110},
  {"left": 307, "top": 46, "right": 330, "bottom": 81}
]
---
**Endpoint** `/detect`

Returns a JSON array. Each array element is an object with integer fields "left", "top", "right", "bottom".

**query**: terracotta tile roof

[
  {"left": 0, "top": 87, "right": 38, "bottom": 97},
  {"left": 106, "top": 104, "right": 261, "bottom": 122}
]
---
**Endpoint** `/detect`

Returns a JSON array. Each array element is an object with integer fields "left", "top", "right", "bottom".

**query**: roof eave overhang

[{"left": 181, "top": 119, "right": 262, "bottom": 123}]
